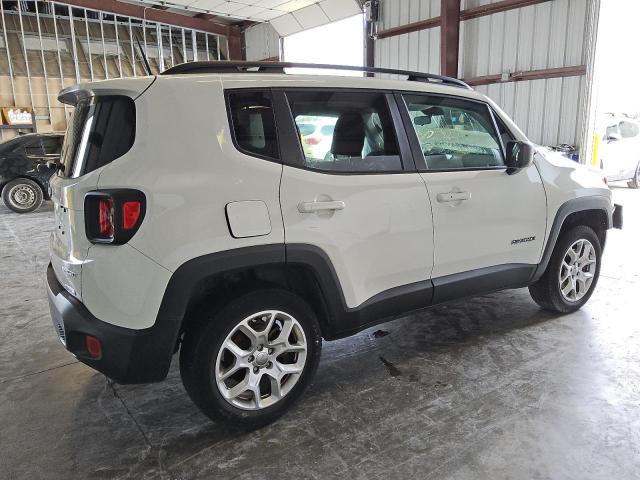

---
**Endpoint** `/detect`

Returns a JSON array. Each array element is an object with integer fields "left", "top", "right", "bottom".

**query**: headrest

[{"left": 331, "top": 112, "right": 365, "bottom": 157}]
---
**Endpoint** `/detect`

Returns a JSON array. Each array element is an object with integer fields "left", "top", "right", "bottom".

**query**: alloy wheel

[
  {"left": 558, "top": 239, "right": 597, "bottom": 302},
  {"left": 215, "top": 310, "right": 307, "bottom": 410}
]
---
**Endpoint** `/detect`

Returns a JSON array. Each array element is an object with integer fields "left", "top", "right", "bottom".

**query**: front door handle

[
  {"left": 297, "top": 200, "right": 345, "bottom": 213},
  {"left": 436, "top": 191, "right": 471, "bottom": 203}
]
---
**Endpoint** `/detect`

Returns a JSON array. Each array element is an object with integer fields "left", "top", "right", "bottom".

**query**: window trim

[
  {"left": 224, "top": 88, "right": 282, "bottom": 164},
  {"left": 396, "top": 91, "right": 509, "bottom": 173},
  {"left": 272, "top": 87, "right": 416, "bottom": 176}
]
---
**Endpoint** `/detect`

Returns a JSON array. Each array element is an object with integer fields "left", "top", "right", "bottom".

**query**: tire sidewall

[
  {"left": 2, "top": 178, "right": 43, "bottom": 213},
  {"left": 180, "top": 289, "right": 322, "bottom": 428},
  {"left": 550, "top": 225, "right": 602, "bottom": 311}
]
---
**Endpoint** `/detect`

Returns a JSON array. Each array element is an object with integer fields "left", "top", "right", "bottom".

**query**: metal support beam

[
  {"left": 53, "top": 8, "right": 69, "bottom": 125},
  {"left": 129, "top": 18, "right": 136, "bottom": 76},
  {"left": 68, "top": 6, "right": 81, "bottom": 83},
  {"left": 17, "top": 1, "right": 35, "bottom": 109},
  {"left": 100, "top": 11, "right": 108, "bottom": 78},
  {"left": 460, "top": 0, "right": 552, "bottom": 20},
  {"left": 464, "top": 65, "right": 587, "bottom": 86},
  {"left": 35, "top": 1, "right": 52, "bottom": 120},
  {"left": 375, "top": 0, "right": 552, "bottom": 40},
  {"left": 84, "top": 9, "right": 94, "bottom": 80},
  {"left": 0, "top": 1, "right": 17, "bottom": 105},
  {"left": 227, "top": 27, "right": 242, "bottom": 60},
  {"left": 58, "top": 0, "right": 231, "bottom": 36},
  {"left": 115, "top": 16, "right": 123, "bottom": 77},
  {"left": 440, "top": 0, "right": 460, "bottom": 77},
  {"left": 364, "top": 15, "right": 375, "bottom": 76}
]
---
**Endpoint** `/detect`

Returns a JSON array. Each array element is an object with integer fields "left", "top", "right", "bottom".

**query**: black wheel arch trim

[{"left": 531, "top": 196, "right": 613, "bottom": 283}]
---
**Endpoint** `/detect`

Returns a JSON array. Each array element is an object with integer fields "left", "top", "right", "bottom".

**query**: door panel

[
  {"left": 281, "top": 167, "right": 433, "bottom": 308},
  {"left": 398, "top": 92, "right": 547, "bottom": 278},
  {"left": 422, "top": 165, "right": 547, "bottom": 278}
]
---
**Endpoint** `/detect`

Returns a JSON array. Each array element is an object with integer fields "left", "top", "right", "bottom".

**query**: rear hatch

[{"left": 50, "top": 77, "right": 154, "bottom": 299}]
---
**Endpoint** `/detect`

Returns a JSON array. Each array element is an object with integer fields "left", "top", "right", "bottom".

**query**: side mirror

[
  {"left": 606, "top": 132, "right": 621, "bottom": 142},
  {"left": 505, "top": 141, "right": 534, "bottom": 175}
]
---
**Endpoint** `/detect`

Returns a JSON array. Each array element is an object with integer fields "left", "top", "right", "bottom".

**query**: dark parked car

[{"left": 0, "top": 133, "right": 64, "bottom": 213}]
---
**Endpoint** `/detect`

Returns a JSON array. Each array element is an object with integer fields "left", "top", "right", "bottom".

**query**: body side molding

[{"left": 530, "top": 196, "right": 613, "bottom": 282}]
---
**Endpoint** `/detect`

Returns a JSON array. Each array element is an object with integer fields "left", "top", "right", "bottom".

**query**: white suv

[{"left": 46, "top": 62, "right": 622, "bottom": 428}]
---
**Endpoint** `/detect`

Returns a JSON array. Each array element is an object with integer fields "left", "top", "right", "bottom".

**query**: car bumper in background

[{"left": 46, "top": 263, "right": 174, "bottom": 384}]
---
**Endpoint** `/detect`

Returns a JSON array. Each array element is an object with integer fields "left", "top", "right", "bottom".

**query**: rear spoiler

[{"left": 58, "top": 77, "right": 156, "bottom": 106}]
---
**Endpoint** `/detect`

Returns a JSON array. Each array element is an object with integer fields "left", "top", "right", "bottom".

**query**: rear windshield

[{"left": 60, "top": 95, "right": 135, "bottom": 178}]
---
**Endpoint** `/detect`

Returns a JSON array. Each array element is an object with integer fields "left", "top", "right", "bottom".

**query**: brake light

[
  {"left": 85, "top": 335, "right": 102, "bottom": 359},
  {"left": 304, "top": 137, "right": 321, "bottom": 145},
  {"left": 122, "top": 201, "right": 141, "bottom": 230},
  {"left": 98, "top": 198, "right": 115, "bottom": 238},
  {"left": 85, "top": 190, "right": 146, "bottom": 244}
]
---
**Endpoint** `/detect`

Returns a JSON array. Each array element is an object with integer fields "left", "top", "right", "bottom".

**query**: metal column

[
  {"left": 68, "top": 5, "right": 81, "bottom": 83},
  {"left": 0, "top": 1, "right": 16, "bottom": 105},
  {"left": 115, "top": 16, "right": 123, "bottom": 77},
  {"left": 99, "top": 12, "right": 108, "bottom": 78},
  {"left": 16, "top": 1, "right": 35, "bottom": 110},
  {"left": 52, "top": 4, "right": 69, "bottom": 125},
  {"left": 129, "top": 18, "right": 136, "bottom": 77},
  {"left": 35, "top": 1, "right": 52, "bottom": 120},
  {"left": 84, "top": 9, "right": 94, "bottom": 81}
]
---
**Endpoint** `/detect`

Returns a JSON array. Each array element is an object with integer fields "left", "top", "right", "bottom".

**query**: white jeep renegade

[{"left": 47, "top": 62, "right": 622, "bottom": 428}]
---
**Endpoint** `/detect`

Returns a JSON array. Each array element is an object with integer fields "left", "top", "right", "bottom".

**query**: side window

[
  {"left": 227, "top": 90, "right": 278, "bottom": 160},
  {"left": 286, "top": 90, "right": 402, "bottom": 172},
  {"left": 493, "top": 113, "right": 515, "bottom": 149},
  {"left": 403, "top": 94, "right": 505, "bottom": 170},
  {"left": 42, "top": 136, "right": 62, "bottom": 155},
  {"left": 24, "top": 139, "right": 44, "bottom": 156}
]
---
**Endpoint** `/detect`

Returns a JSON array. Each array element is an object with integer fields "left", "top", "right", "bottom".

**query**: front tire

[
  {"left": 180, "top": 289, "right": 322, "bottom": 429},
  {"left": 529, "top": 225, "right": 602, "bottom": 313},
  {"left": 2, "top": 178, "right": 43, "bottom": 213}
]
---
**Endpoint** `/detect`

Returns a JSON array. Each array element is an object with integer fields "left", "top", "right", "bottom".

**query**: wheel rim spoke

[
  {"left": 558, "top": 238, "right": 597, "bottom": 303},
  {"left": 214, "top": 309, "right": 308, "bottom": 411}
]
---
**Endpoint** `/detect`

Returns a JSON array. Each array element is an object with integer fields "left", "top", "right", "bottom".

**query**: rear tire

[
  {"left": 627, "top": 162, "right": 640, "bottom": 189},
  {"left": 1, "top": 178, "right": 43, "bottom": 213},
  {"left": 529, "top": 225, "right": 602, "bottom": 313},
  {"left": 180, "top": 289, "right": 322, "bottom": 430}
]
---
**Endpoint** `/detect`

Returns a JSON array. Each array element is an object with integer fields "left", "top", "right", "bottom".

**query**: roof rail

[{"left": 160, "top": 61, "right": 472, "bottom": 90}]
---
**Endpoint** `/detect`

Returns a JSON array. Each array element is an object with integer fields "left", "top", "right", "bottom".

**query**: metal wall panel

[
  {"left": 244, "top": 22, "right": 279, "bottom": 61},
  {"left": 375, "top": 0, "right": 441, "bottom": 76},
  {"left": 375, "top": 0, "right": 594, "bottom": 147}
]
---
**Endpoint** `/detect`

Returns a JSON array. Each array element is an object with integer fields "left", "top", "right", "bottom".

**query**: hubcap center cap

[{"left": 254, "top": 351, "right": 269, "bottom": 367}]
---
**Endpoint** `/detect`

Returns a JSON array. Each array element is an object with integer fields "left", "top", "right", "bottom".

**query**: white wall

[{"left": 244, "top": 23, "right": 280, "bottom": 61}]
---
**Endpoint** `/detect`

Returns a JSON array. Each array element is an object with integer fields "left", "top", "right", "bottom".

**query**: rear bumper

[{"left": 47, "top": 263, "right": 174, "bottom": 384}]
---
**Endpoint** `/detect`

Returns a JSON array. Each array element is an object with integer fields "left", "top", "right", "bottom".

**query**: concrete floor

[{"left": 1, "top": 187, "right": 638, "bottom": 480}]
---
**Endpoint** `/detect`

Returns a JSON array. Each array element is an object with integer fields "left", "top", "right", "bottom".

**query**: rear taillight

[
  {"left": 98, "top": 198, "right": 114, "bottom": 238},
  {"left": 122, "top": 201, "right": 142, "bottom": 230},
  {"left": 85, "top": 190, "right": 146, "bottom": 244}
]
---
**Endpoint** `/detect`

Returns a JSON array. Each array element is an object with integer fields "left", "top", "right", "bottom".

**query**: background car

[
  {"left": 598, "top": 115, "right": 640, "bottom": 188},
  {"left": 0, "top": 133, "right": 64, "bottom": 213}
]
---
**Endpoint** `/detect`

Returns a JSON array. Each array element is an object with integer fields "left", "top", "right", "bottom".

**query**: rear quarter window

[
  {"left": 227, "top": 90, "right": 279, "bottom": 161},
  {"left": 60, "top": 96, "right": 135, "bottom": 178}
]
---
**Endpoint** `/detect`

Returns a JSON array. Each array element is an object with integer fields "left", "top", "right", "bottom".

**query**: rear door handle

[
  {"left": 297, "top": 200, "right": 345, "bottom": 213},
  {"left": 436, "top": 191, "right": 471, "bottom": 203}
]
